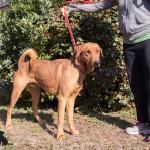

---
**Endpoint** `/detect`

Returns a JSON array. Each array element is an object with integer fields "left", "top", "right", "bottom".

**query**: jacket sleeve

[
  {"left": 0, "top": 0, "right": 9, "bottom": 10},
  {"left": 68, "top": 0, "right": 118, "bottom": 13}
]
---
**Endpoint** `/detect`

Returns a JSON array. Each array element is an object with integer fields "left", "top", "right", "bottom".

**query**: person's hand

[{"left": 61, "top": 6, "right": 69, "bottom": 16}]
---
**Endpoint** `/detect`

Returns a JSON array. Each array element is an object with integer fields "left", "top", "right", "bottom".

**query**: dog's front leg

[
  {"left": 57, "top": 95, "right": 67, "bottom": 140},
  {"left": 66, "top": 97, "right": 79, "bottom": 135}
]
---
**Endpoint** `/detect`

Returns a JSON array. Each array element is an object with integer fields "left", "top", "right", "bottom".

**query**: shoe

[
  {"left": 144, "top": 135, "right": 150, "bottom": 142},
  {"left": 125, "top": 122, "right": 149, "bottom": 135}
]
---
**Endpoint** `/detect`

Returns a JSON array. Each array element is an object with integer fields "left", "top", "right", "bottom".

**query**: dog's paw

[
  {"left": 71, "top": 129, "right": 80, "bottom": 135},
  {"left": 57, "top": 134, "right": 65, "bottom": 141},
  {"left": 5, "top": 124, "right": 12, "bottom": 130},
  {"left": 39, "top": 119, "right": 46, "bottom": 128}
]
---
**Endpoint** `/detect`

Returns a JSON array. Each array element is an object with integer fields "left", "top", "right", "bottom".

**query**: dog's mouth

[
  {"left": 90, "top": 60, "right": 101, "bottom": 73},
  {"left": 94, "top": 60, "right": 101, "bottom": 68}
]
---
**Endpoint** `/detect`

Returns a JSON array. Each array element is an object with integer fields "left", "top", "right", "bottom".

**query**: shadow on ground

[
  {"left": 0, "top": 108, "right": 59, "bottom": 137},
  {"left": 86, "top": 110, "right": 132, "bottom": 130},
  {"left": 0, "top": 131, "right": 8, "bottom": 145},
  {"left": 0, "top": 105, "right": 132, "bottom": 136},
  {"left": 0, "top": 106, "right": 72, "bottom": 137}
]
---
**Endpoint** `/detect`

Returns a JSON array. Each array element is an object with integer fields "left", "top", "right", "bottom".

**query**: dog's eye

[{"left": 86, "top": 50, "right": 90, "bottom": 54}]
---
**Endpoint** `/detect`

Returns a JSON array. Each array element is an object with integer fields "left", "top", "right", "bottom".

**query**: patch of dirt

[{"left": 0, "top": 106, "right": 149, "bottom": 150}]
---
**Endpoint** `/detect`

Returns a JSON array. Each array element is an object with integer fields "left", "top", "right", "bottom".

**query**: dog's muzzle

[{"left": 94, "top": 60, "right": 101, "bottom": 68}]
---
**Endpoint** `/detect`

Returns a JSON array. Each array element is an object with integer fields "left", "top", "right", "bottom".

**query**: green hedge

[{"left": 0, "top": 0, "right": 133, "bottom": 111}]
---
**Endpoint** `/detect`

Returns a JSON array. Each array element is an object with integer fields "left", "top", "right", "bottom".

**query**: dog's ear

[
  {"left": 74, "top": 43, "right": 84, "bottom": 64},
  {"left": 93, "top": 43, "right": 103, "bottom": 59},
  {"left": 99, "top": 47, "right": 103, "bottom": 58}
]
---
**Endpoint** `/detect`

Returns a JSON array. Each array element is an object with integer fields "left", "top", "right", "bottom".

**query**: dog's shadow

[{"left": 0, "top": 109, "right": 63, "bottom": 138}]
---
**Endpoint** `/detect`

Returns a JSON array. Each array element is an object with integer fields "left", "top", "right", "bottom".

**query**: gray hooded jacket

[
  {"left": 67, "top": 0, "right": 150, "bottom": 43},
  {"left": 0, "top": 0, "right": 9, "bottom": 10}
]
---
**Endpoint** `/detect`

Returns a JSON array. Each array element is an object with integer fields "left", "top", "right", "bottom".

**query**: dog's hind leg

[
  {"left": 6, "top": 74, "right": 28, "bottom": 129},
  {"left": 28, "top": 87, "right": 45, "bottom": 127}
]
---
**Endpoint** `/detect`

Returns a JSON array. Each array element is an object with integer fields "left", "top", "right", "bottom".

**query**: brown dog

[{"left": 6, "top": 42, "right": 103, "bottom": 140}]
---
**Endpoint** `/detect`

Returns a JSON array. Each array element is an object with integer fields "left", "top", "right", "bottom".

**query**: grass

[{"left": 0, "top": 105, "right": 149, "bottom": 150}]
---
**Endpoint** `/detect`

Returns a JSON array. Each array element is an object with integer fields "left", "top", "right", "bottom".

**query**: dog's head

[{"left": 74, "top": 42, "right": 103, "bottom": 73}]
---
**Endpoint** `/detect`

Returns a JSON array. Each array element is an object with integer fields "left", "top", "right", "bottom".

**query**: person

[
  {"left": 61, "top": 0, "right": 150, "bottom": 137},
  {"left": 0, "top": 0, "right": 9, "bottom": 11}
]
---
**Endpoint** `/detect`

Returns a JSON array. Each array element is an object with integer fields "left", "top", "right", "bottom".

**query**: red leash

[{"left": 64, "top": 8, "right": 76, "bottom": 48}]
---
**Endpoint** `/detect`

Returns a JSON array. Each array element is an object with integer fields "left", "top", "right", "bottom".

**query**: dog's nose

[{"left": 94, "top": 60, "right": 100, "bottom": 68}]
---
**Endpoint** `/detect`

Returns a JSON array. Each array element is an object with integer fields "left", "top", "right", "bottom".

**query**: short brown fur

[{"left": 6, "top": 42, "right": 103, "bottom": 140}]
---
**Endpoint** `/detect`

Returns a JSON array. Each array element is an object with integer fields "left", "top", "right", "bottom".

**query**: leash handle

[{"left": 64, "top": 8, "right": 76, "bottom": 47}]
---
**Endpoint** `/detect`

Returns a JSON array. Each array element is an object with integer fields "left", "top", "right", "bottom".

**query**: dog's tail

[{"left": 18, "top": 48, "right": 37, "bottom": 69}]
